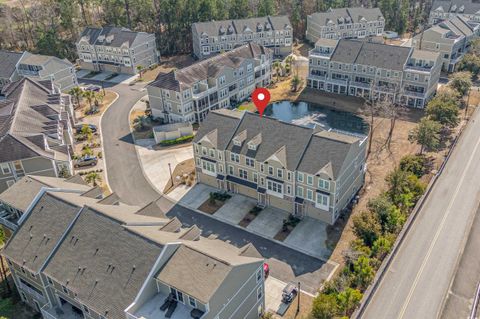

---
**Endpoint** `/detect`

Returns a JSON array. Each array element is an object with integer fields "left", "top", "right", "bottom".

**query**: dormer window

[
  {"left": 248, "top": 143, "right": 256, "bottom": 150},
  {"left": 233, "top": 140, "right": 242, "bottom": 146}
]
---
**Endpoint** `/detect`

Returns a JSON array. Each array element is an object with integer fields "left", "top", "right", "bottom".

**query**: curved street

[{"left": 99, "top": 82, "right": 159, "bottom": 206}]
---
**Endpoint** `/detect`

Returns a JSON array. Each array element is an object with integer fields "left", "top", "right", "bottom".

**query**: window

[
  {"left": 257, "top": 286, "right": 263, "bottom": 300},
  {"left": 202, "top": 161, "right": 216, "bottom": 174},
  {"left": 316, "top": 193, "right": 329, "bottom": 209},
  {"left": 297, "top": 173, "right": 304, "bottom": 183},
  {"left": 267, "top": 180, "right": 283, "bottom": 194},
  {"left": 287, "top": 171, "right": 291, "bottom": 180},
  {"left": 307, "top": 189, "right": 313, "bottom": 201},
  {"left": 202, "top": 147, "right": 207, "bottom": 155},
  {"left": 209, "top": 149, "right": 215, "bottom": 158},
  {"left": 296, "top": 186, "right": 304, "bottom": 198},
  {"left": 83, "top": 305, "right": 90, "bottom": 314},
  {"left": 177, "top": 291, "right": 184, "bottom": 303},
  {"left": 47, "top": 277, "right": 53, "bottom": 285},
  {"left": 277, "top": 169, "right": 283, "bottom": 179},
  {"left": 268, "top": 166, "right": 274, "bottom": 175},
  {"left": 194, "top": 144, "right": 199, "bottom": 153},
  {"left": 62, "top": 285, "right": 68, "bottom": 294},
  {"left": 239, "top": 169, "right": 248, "bottom": 179},
  {"left": 286, "top": 185, "right": 291, "bottom": 194},
  {"left": 260, "top": 164, "right": 264, "bottom": 173},
  {"left": 253, "top": 173, "right": 258, "bottom": 183},
  {"left": 30, "top": 271, "right": 36, "bottom": 279},
  {"left": 21, "top": 267, "right": 26, "bottom": 274},
  {"left": 230, "top": 153, "right": 240, "bottom": 163},
  {"left": 307, "top": 175, "right": 313, "bottom": 185},
  {"left": 318, "top": 179, "right": 330, "bottom": 190},
  {"left": 0, "top": 163, "right": 10, "bottom": 174},
  {"left": 228, "top": 165, "right": 234, "bottom": 175},
  {"left": 189, "top": 296, "right": 197, "bottom": 308},
  {"left": 256, "top": 269, "right": 262, "bottom": 282},
  {"left": 246, "top": 157, "right": 255, "bottom": 167},
  {"left": 217, "top": 151, "right": 223, "bottom": 160}
]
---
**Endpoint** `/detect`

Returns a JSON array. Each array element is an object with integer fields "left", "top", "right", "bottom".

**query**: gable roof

[
  {"left": 196, "top": 110, "right": 364, "bottom": 178},
  {"left": 78, "top": 26, "right": 153, "bottom": 48},
  {"left": 431, "top": 0, "right": 480, "bottom": 15},
  {"left": 193, "top": 109, "right": 242, "bottom": 149},
  {"left": 18, "top": 52, "right": 73, "bottom": 69},
  {"left": 150, "top": 43, "right": 271, "bottom": 91},
  {"left": 309, "top": 7, "right": 384, "bottom": 26},
  {"left": 331, "top": 39, "right": 412, "bottom": 71},
  {"left": 0, "top": 175, "right": 90, "bottom": 212},
  {"left": 0, "top": 78, "right": 70, "bottom": 162},
  {"left": 0, "top": 50, "right": 23, "bottom": 79}
]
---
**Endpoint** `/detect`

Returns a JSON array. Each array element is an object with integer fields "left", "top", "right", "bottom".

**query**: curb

[
  {"left": 352, "top": 109, "right": 475, "bottom": 319},
  {"left": 97, "top": 91, "right": 119, "bottom": 194}
]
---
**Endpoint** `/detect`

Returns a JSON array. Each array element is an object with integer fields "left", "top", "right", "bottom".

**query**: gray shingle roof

[
  {"left": 431, "top": 0, "right": 480, "bottom": 14},
  {"left": 331, "top": 39, "right": 412, "bottom": 71},
  {"left": 309, "top": 7, "right": 384, "bottom": 26},
  {"left": 43, "top": 207, "right": 162, "bottom": 319},
  {"left": 196, "top": 110, "right": 363, "bottom": 178},
  {"left": 150, "top": 43, "right": 271, "bottom": 91},
  {"left": 0, "top": 50, "right": 23, "bottom": 79},
  {"left": 0, "top": 175, "right": 91, "bottom": 212},
  {"left": 0, "top": 78, "right": 70, "bottom": 162},
  {"left": 3, "top": 192, "right": 82, "bottom": 273},
  {"left": 78, "top": 26, "right": 153, "bottom": 48},
  {"left": 192, "top": 15, "right": 291, "bottom": 36}
]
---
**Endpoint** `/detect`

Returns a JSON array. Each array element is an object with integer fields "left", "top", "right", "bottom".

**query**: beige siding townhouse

[
  {"left": 0, "top": 50, "right": 24, "bottom": 90},
  {"left": 413, "top": 15, "right": 480, "bottom": 72},
  {"left": 307, "top": 39, "right": 442, "bottom": 108},
  {"left": 2, "top": 180, "right": 265, "bottom": 319},
  {"left": 76, "top": 26, "right": 160, "bottom": 75},
  {"left": 0, "top": 78, "right": 75, "bottom": 193},
  {"left": 192, "top": 15, "right": 292, "bottom": 59},
  {"left": 16, "top": 52, "right": 78, "bottom": 91},
  {"left": 193, "top": 109, "right": 368, "bottom": 225},
  {"left": 148, "top": 43, "right": 272, "bottom": 123},
  {"left": 306, "top": 7, "right": 385, "bottom": 43},
  {"left": 429, "top": 0, "right": 480, "bottom": 24}
]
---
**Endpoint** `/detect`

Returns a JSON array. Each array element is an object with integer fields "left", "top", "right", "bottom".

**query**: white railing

[{"left": 0, "top": 216, "right": 18, "bottom": 231}]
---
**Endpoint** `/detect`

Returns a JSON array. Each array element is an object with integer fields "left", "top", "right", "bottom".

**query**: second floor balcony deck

[{"left": 127, "top": 292, "right": 204, "bottom": 319}]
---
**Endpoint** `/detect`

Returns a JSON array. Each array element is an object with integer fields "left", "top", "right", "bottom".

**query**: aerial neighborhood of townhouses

[{"left": 1, "top": 1, "right": 480, "bottom": 319}]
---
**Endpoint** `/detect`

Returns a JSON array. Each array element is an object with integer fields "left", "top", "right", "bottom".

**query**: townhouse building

[
  {"left": 0, "top": 51, "right": 23, "bottom": 90},
  {"left": 148, "top": 43, "right": 272, "bottom": 123},
  {"left": 76, "top": 26, "right": 159, "bottom": 75},
  {"left": 192, "top": 15, "right": 292, "bottom": 59},
  {"left": 0, "top": 50, "right": 77, "bottom": 92},
  {"left": 429, "top": 0, "right": 480, "bottom": 24},
  {"left": 0, "top": 78, "right": 75, "bottom": 193},
  {"left": 306, "top": 7, "right": 385, "bottom": 43},
  {"left": 1, "top": 182, "right": 265, "bottom": 319},
  {"left": 193, "top": 109, "right": 368, "bottom": 225},
  {"left": 413, "top": 15, "right": 480, "bottom": 72},
  {"left": 307, "top": 39, "right": 442, "bottom": 108}
]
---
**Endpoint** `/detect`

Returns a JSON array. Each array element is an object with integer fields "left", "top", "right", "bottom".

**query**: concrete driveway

[
  {"left": 247, "top": 207, "right": 289, "bottom": 238},
  {"left": 284, "top": 217, "right": 331, "bottom": 260},
  {"left": 214, "top": 194, "right": 256, "bottom": 224},
  {"left": 179, "top": 184, "right": 213, "bottom": 209},
  {"left": 136, "top": 141, "right": 193, "bottom": 194}
]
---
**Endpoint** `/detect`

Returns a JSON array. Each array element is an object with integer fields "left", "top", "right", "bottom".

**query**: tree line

[{"left": 0, "top": 0, "right": 432, "bottom": 60}]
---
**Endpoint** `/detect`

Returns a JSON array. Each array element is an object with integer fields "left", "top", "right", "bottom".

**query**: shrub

[
  {"left": 352, "top": 211, "right": 381, "bottom": 247},
  {"left": 372, "top": 236, "right": 393, "bottom": 260},
  {"left": 159, "top": 134, "right": 194, "bottom": 146},
  {"left": 351, "top": 256, "right": 375, "bottom": 290},
  {"left": 209, "top": 191, "right": 231, "bottom": 202},
  {"left": 250, "top": 206, "right": 263, "bottom": 216},
  {"left": 399, "top": 154, "right": 431, "bottom": 178},
  {"left": 312, "top": 293, "right": 339, "bottom": 319},
  {"left": 97, "top": 151, "right": 103, "bottom": 159}
]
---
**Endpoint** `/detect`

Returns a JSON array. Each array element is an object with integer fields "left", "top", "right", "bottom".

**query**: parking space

[
  {"left": 76, "top": 70, "right": 137, "bottom": 84},
  {"left": 247, "top": 206, "right": 289, "bottom": 238},
  {"left": 284, "top": 217, "right": 331, "bottom": 260},
  {"left": 214, "top": 194, "right": 256, "bottom": 224},
  {"left": 265, "top": 277, "right": 287, "bottom": 314}
]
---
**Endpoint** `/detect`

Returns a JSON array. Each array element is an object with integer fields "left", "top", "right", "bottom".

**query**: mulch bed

[
  {"left": 198, "top": 199, "right": 225, "bottom": 214},
  {"left": 238, "top": 212, "right": 258, "bottom": 228},
  {"left": 274, "top": 225, "right": 295, "bottom": 241}
]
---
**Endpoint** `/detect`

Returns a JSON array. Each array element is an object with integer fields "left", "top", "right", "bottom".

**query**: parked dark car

[
  {"left": 74, "top": 156, "right": 98, "bottom": 168},
  {"left": 281, "top": 283, "right": 298, "bottom": 304},
  {"left": 75, "top": 124, "right": 97, "bottom": 134},
  {"left": 84, "top": 85, "right": 101, "bottom": 92}
]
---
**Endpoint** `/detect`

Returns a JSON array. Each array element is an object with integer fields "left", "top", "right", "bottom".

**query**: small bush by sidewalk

[{"left": 159, "top": 134, "right": 194, "bottom": 146}]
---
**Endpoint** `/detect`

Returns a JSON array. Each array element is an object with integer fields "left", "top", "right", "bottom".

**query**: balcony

[
  {"left": 18, "top": 281, "right": 46, "bottom": 304},
  {"left": 41, "top": 303, "right": 84, "bottom": 319},
  {"left": 350, "top": 81, "right": 371, "bottom": 89},
  {"left": 405, "top": 64, "right": 433, "bottom": 72},
  {"left": 0, "top": 210, "right": 18, "bottom": 231},
  {"left": 128, "top": 293, "right": 200, "bottom": 319},
  {"left": 308, "top": 73, "right": 327, "bottom": 80},
  {"left": 404, "top": 90, "right": 426, "bottom": 98},
  {"left": 329, "top": 77, "right": 348, "bottom": 85},
  {"left": 192, "top": 86, "right": 217, "bottom": 99},
  {"left": 375, "top": 86, "right": 396, "bottom": 93},
  {"left": 309, "top": 49, "right": 333, "bottom": 58}
]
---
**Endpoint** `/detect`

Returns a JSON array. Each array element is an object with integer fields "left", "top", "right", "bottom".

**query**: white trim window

[
  {"left": 246, "top": 157, "right": 255, "bottom": 167},
  {"left": 257, "top": 286, "right": 263, "bottom": 301},
  {"left": 296, "top": 186, "right": 304, "bottom": 198},
  {"left": 256, "top": 269, "right": 262, "bottom": 282},
  {"left": 230, "top": 153, "right": 240, "bottom": 163},
  {"left": 307, "top": 175, "right": 314, "bottom": 186},
  {"left": 297, "top": 173, "right": 304, "bottom": 183},
  {"left": 267, "top": 180, "right": 283, "bottom": 197},
  {"left": 307, "top": 189, "right": 314, "bottom": 201},
  {"left": 277, "top": 168, "right": 283, "bottom": 179},
  {"left": 316, "top": 193, "right": 330, "bottom": 210},
  {"left": 201, "top": 161, "right": 216, "bottom": 176},
  {"left": 1, "top": 163, "right": 11, "bottom": 174},
  {"left": 189, "top": 296, "right": 197, "bottom": 308},
  {"left": 318, "top": 179, "right": 330, "bottom": 191},
  {"left": 239, "top": 168, "right": 248, "bottom": 179}
]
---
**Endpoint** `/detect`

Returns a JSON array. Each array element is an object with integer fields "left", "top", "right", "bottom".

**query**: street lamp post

[{"left": 296, "top": 281, "right": 301, "bottom": 314}]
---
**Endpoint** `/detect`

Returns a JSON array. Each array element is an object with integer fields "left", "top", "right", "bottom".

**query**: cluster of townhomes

[
  {"left": 193, "top": 109, "right": 368, "bottom": 225},
  {"left": 0, "top": 50, "right": 78, "bottom": 91},
  {"left": 0, "top": 175, "right": 266, "bottom": 319}
]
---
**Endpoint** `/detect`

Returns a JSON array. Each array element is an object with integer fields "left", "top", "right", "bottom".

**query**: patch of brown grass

[{"left": 163, "top": 158, "right": 195, "bottom": 193}]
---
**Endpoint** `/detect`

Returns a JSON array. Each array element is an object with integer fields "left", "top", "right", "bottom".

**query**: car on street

[
  {"left": 75, "top": 123, "right": 97, "bottom": 134},
  {"left": 84, "top": 84, "right": 101, "bottom": 92},
  {"left": 383, "top": 31, "right": 399, "bottom": 39},
  {"left": 74, "top": 156, "right": 98, "bottom": 168}
]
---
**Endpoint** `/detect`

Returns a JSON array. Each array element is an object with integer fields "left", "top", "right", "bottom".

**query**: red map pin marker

[{"left": 252, "top": 88, "right": 270, "bottom": 117}]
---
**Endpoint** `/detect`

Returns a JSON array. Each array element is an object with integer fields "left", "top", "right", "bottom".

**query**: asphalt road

[
  {"left": 440, "top": 204, "right": 480, "bottom": 319},
  {"left": 99, "top": 83, "right": 158, "bottom": 206},
  {"left": 361, "top": 110, "right": 480, "bottom": 319}
]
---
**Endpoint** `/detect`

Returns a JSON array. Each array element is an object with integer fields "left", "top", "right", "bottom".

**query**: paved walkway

[{"left": 247, "top": 207, "right": 288, "bottom": 238}]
